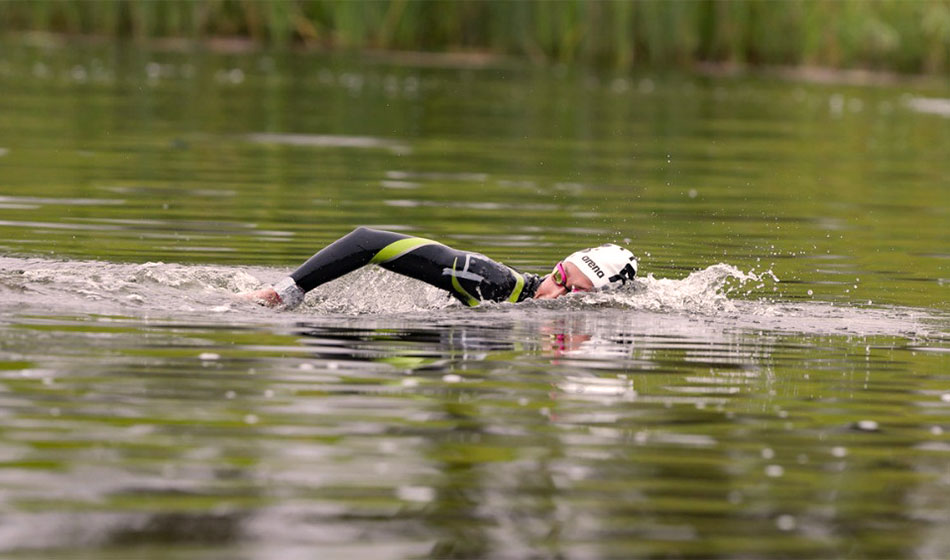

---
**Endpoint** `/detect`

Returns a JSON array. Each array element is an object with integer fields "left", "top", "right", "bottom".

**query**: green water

[
  {"left": 0, "top": 42, "right": 948, "bottom": 559},
  {"left": 2, "top": 44, "right": 947, "bottom": 308}
]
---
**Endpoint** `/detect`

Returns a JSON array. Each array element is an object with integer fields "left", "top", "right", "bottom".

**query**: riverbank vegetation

[{"left": 1, "top": 0, "right": 949, "bottom": 74}]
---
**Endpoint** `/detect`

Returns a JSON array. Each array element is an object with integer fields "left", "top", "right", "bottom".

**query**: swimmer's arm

[{"left": 238, "top": 227, "right": 414, "bottom": 309}]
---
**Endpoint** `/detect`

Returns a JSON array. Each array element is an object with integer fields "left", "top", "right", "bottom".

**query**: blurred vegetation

[{"left": 1, "top": 0, "right": 949, "bottom": 74}]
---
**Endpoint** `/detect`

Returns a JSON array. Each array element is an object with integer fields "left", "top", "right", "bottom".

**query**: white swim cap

[{"left": 564, "top": 244, "right": 638, "bottom": 289}]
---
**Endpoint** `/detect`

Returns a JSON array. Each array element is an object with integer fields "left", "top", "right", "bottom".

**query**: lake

[{"left": 0, "top": 41, "right": 948, "bottom": 559}]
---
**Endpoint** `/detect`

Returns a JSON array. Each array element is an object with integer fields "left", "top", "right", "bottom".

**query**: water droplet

[
  {"left": 776, "top": 514, "right": 797, "bottom": 531},
  {"left": 807, "top": 289, "right": 813, "bottom": 296},
  {"left": 70, "top": 65, "right": 88, "bottom": 82},
  {"left": 855, "top": 420, "right": 879, "bottom": 432},
  {"left": 831, "top": 446, "right": 848, "bottom": 458},
  {"left": 225, "top": 390, "right": 236, "bottom": 399},
  {"left": 397, "top": 485, "right": 435, "bottom": 502},
  {"left": 761, "top": 448, "right": 775, "bottom": 460},
  {"left": 146, "top": 62, "right": 161, "bottom": 80},
  {"left": 765, "top": 464, "right": 784, "bottom": 478}
]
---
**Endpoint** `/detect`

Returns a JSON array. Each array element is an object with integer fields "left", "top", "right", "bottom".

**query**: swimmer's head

[
  {"left": 563, "top": 244, "right": 638, "bottom": 290},
  {"left": 534, "top": 243, "right": 638, "bottom": 299}
]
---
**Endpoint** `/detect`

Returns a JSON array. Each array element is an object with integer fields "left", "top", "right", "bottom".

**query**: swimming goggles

[
  {"left": 552, "top": 262, "right": 569, "bottom": 289},
  {"left": 552, "top": 261, "right": 590, "bottom": 293}
]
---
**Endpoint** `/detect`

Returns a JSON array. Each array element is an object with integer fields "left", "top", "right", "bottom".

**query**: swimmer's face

[{"left": 534, "top": 261, "right": 594, "bottom": 299}]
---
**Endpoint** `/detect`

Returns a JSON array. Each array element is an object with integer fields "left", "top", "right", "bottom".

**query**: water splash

[
  {"left": 298, "top": 262, "right": 777, "bottom": 316},
  {"left": 562, "top": 263, "right": 777, "bottom": 315},
  {"left": 0, "top": 256, "right": 260, "bottom": 314},
  {"left": 302, "top": 268, "right": 454, "bottom": 315},
  {"left": 131, "top": 261, "right": 260, "bottom": 292},
  {"left": 0, "top": 256, "right": 943, "bottom": 338}
]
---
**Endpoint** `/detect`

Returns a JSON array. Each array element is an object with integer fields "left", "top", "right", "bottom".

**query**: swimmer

[{"left": 241, "top": 227, "right": 637, "bottom": 308}]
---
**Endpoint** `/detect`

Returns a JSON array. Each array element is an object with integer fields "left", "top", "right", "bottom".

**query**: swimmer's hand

[{"left": 237, "top": 287, "right": 282, "bottom": 307}]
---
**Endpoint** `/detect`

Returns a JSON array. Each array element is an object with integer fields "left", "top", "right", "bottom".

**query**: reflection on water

[
  {"left": 905, "top": 96, "right": 950, "bottom": 118},
  {"left": 0, "top": 43, "right": 949, "bottom": 558},
  {"left": 0, "top": 307, "right": 947, "bottom": 558},
  {"left": 246, "top": 132, "right": 411, "bottom": 155},
  {"left": 0, "top": 257, "right": 947, "bottom": 558}
]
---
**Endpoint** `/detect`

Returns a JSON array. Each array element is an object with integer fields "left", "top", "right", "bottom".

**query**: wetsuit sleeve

[{"left": 273, "top": 227, "right": 538, "bottom": 308}]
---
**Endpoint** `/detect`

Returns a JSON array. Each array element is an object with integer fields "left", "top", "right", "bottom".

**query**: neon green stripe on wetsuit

[
  {"left": 506, "top": 267, "right": 525, "bottom": 303},
  {"left": 283, "top": 227, "right": 541, "bottom": 308},
  {"left": 370, "top": 236, "right": 441, "bottom": 264}
]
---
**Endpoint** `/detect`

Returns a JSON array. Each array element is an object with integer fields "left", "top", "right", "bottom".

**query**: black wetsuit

[{"left": 283, "top": 227, "right": 542, "bottom": 307}]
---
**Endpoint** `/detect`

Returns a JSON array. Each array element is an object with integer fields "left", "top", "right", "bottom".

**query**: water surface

[{"left": 0, "top": 42, "right": 948, "bottom": 559}]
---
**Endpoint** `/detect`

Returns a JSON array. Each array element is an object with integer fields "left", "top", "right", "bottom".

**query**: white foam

[{"left": 0, "top": 256, "right": 944, "bottom": 339}]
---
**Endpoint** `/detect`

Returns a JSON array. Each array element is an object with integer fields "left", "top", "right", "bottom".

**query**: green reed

[{"left": 1, "top": 0, "right": 948, "bottom": 74}]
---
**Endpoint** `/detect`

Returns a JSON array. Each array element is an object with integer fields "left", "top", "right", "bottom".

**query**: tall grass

[{"left": 1, "top": 0, "right": 948, "bottom": 74}]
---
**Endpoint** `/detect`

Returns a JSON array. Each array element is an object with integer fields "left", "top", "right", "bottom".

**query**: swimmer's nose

[{"left": 534, "top": 277, "right": 568, "bottom": 299}]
